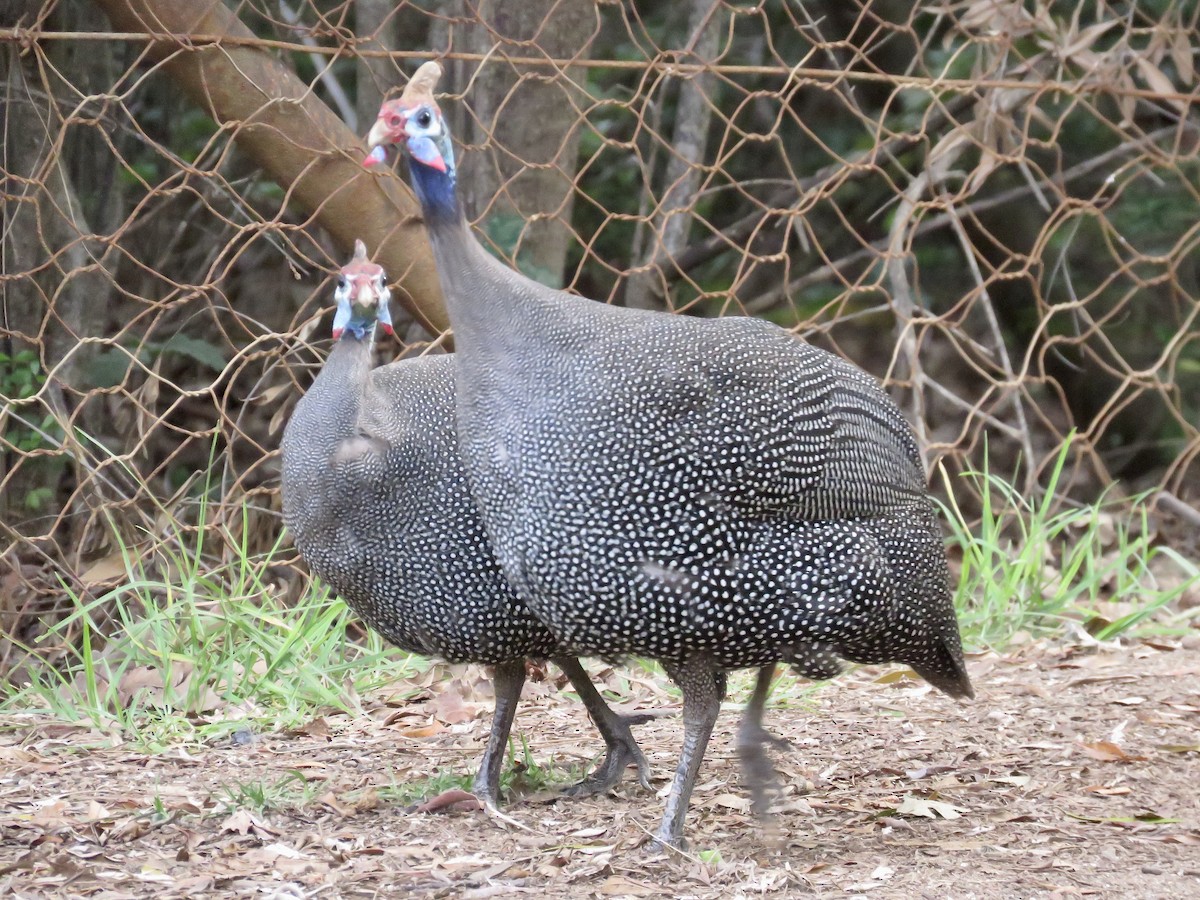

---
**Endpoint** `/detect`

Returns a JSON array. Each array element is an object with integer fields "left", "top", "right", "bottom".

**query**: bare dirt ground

[{"left": 3, "top": 641, "right": 1199, "bottom": 899}]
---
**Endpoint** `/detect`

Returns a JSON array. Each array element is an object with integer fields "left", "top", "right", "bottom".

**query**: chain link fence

[{"left": 2, "top": 0, "right": 1198, "bottom": 678}]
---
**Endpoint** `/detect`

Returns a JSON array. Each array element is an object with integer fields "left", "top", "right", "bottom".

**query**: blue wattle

[
  {"left": 408, "top": 155, "right": 460, "bottom": 225},
  {"left": 334, "top": 311, "right": 374, "bottom": 341}
]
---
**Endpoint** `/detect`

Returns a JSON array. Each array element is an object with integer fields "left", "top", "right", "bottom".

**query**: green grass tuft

[
  {"left": 373, "top": 741, "right": 583, "bottom": 809},
  {"left": 374, "top": 769, "right": 476, "bottom": 809},
  {"left": 1, "top": 501, "right": 419, "bottom": 748},
  {"left": 941, "top": 437, "right": 1200, "bottom": 649},
  {"left": 220, "top": 771, "right": 321, "bottom": 814}
]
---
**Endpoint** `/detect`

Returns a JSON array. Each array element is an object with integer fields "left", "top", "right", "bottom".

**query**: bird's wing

[
  {"left": 355, "top": 356, "right": 456, "bottom": 449},
  {"left": 663, "top": 317, "right": 927, "bottom": 519}
]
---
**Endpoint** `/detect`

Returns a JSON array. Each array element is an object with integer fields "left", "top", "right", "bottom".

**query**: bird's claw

[
  {"left": 761, "top": 729, "right": 792, "bottom": 751},
  {"left": 563, "top": 713, "right": 653, "bottom": 796}
]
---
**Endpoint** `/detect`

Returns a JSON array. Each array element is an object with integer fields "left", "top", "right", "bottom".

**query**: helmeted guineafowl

[
  {"left": 365, "top": 63, "right": 973, "bottom": 848},
  {"left": 280, "top": 240, "right": 651, "bottom": 806}
]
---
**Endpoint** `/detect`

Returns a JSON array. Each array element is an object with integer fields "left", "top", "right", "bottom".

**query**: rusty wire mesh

[{"left": 2, "top": 0, "right": 1198, "bottom": 678}]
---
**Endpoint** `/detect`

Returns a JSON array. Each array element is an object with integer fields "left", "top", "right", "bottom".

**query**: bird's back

[{"left": 450, "top": 290, "right": 965, "bottom": 688}]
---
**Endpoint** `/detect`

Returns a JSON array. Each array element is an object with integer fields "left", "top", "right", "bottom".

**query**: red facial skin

[
  {"left": 363, "top": 100, "right": 448, "bottom": 173},
  {"left": 363, "top": 99, "right": 409, "bottom": 168}
]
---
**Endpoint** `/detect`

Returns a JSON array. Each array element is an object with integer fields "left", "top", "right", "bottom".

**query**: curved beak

[
  {"left": 352, "top": 279, "right": 378, "bottom": 307},
  {"left": 352, "top": 279, "right": 394, "bottom": 336},
  {"left": 366, "top": 118, "right": 390, "bottom": 151},
  {"left": 364, "top": 119, "right": 393, "bottom": 167}
]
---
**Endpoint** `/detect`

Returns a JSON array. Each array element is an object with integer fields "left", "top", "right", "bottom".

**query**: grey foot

[
  {"left": 737, "top": 720, "right": 785, "bottom": 818},
  {"left": 651, "top": 829, "right": 687, "bottom": 852},
  {"left": 563, "top": 712, "right": 655, "bottom": 796},
  {"left": 469, "top": 770, "right": 502, "bottom": 809}
]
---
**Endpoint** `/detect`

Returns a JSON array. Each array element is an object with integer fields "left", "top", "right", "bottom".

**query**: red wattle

[{"left": 364, "top": 145, "right": 389, "bottom": 168}]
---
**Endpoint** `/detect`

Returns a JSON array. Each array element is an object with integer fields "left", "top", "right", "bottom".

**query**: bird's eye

[
  {"left": 416, "top": 108, "right": 432, "bottom": 128},
  {"left": 337, "top": 276, "right": 347, "bottom": 290},
  {"left": 377, "top": 272, "right": 387, "bottom": 285}
]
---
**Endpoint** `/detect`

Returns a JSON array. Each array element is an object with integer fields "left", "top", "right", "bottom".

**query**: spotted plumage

[
  {"left": 280, "top": 241, "right": 650, "bottom": 805},
  {"left": 367, "top": 63, "right": 973, "bottom": 847}
]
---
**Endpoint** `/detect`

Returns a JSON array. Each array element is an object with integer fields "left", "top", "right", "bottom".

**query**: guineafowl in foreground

[
  {"left": 366, "top": 63, "right": 973, "bottom": 848},
  {"left": 280, "top": 241, "right": 651, "bottom": 805}
]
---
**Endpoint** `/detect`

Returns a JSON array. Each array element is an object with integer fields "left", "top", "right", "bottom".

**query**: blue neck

[{"left": 409, "top": 160, "right": 461, "bottom": 227}]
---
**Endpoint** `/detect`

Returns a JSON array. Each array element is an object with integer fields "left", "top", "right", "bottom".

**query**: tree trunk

[
  {"left": 355, "top": 0, "right": 396, "bottom": 131},
  {"left": 439, "top": 0, "right": 598, "bottom": 288},
  {"left": 624, "top": 0, "right": 723, "bottom": 310},
  {"left": 1, "top": 3, "right": 117, "bottom": 535}
]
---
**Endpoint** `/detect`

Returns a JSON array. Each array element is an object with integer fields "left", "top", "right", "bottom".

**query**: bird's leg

[
  {"left": 469, "top": 658, "right": 526, "bottom": 807},
  {"left": 737, "top": 663, "right": 787, "bottom": 818},
  {"left": 655, "top": 653, "right": 725, "bottom": 849},
  {"left": 555, "top": 657, "right": 653, "bottom": 796}
]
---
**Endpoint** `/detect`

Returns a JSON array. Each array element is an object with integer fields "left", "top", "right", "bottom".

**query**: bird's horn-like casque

[{"left": 400, "top": 62, "right": 443, "bottom": 106}]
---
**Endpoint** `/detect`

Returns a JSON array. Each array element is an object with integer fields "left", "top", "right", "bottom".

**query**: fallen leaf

[
  {"left": 318, "top": 791, "right": 353, "bottom": 817},
  {"left": 1065, "top": 674, "right": 1138, "bottom": 687},
  {"left": 410, "top": 789, "right": 481, "bottom": 814},
  {"left": 260, "top": 842, "right": 305, "bottom": 860},
  {"left": 293, "top": 717, "right": 331, "bottom": 739},
  {"left": 573, "top": 843, "right": 616, "bottom": 855},
  {"left": 873, "top": 669, "right": 920, "bottom": 685},
  {"left": 219, "top": 809, "right": 278, "bottom": 838},
  {"left": 85, "top": 801, "right": 111, "bottom": 822},
  {"left": 895, "top": 794, "right": 965, "bottom": 820},
  {"left": 435, "top": 687, "right": 480, "bottom": 725},
  {"left": 1078, "top": 740, "right": 1145, "bottom": 762},
  {"left": 1066, "top": 810, "right": 1180, "bottom": 826},
  {"left": 1141, "top": 640, "right": 1179, "bottom": 652},
  {"left": 288, "top": 759, "right": 329, "bottom": 772},
  {"left": 172, "top": 876, "right": 215, "bottom": 894},
  {"left": 1148, "top": 832, "right": 1200, "bottom": 845},
  {"left": 906, "top": 765, "right": 956, "bottom": 780},
  {"left": 703, "top": 792, "right": 751, "bottom": 813},
  {"left": 30, "top": 800, "right": 72, "bottom": 829},
  {"left": 598, "top": 875, "right": 659, "bottom": 896},
  {"left": 117, "top": 666, "right": 165, "bottom": 706},
  {"left": 79, "top": 552, "right": 129, "bottom": 586},
  {"left": 569, "top": 826, "right": 609, "bottom": 839},
  {"left": 395, "top": 722, "right": 444, "bottom": 739}
]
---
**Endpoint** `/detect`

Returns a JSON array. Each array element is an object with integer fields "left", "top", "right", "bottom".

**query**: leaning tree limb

[{"left": 89, "top": 0, "right": 449, "bottom": 335}]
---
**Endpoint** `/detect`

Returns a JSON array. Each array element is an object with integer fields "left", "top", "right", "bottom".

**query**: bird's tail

[{"left": 911, "top": 631, "right": 974, "bottom": 700}]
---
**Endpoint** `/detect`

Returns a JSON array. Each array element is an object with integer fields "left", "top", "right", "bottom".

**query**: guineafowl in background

[
  {"left": 366, "top": 63, "right": 972, "bottom": 848},
  {"left": 280, "top": 241, "right": 651, "bottom": 806}
]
